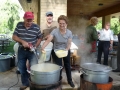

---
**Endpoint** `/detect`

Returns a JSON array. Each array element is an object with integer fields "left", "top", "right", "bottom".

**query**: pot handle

[
  {"left": 27, "top": 70, "right": 34, "bottom": 76},
  {"left": 80, "top": 68, "right": 88, "bottom": 75}
]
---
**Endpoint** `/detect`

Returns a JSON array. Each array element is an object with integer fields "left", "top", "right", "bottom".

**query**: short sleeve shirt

[
  {"left": 41, "top": 21, "right": 58, "bottom": 38},
  {"left": 50, "top": 28, "right": 72, "bottom": 50},
  {"left": 13, "top": 22, "right": 42, "bottom": 46},
  {"left": 99, "top": 29, "right": 114, "bottom": 41}
]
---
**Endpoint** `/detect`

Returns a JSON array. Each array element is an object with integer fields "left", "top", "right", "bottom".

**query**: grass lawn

[{"left": 0, "top": 41, "right": 16, "bottom": 54}]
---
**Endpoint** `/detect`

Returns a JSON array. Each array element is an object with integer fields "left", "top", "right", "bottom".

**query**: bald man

[{"left": 97, "top": 22, "right": 113, "bottom": 65}]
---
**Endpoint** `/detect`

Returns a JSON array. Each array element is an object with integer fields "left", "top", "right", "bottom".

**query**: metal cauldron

[
  {"left": 80, "top": 63, "right": 112, "bottom": 83},
  {"left": 28, "top": 63, "right": 62, "bottom": 85}
]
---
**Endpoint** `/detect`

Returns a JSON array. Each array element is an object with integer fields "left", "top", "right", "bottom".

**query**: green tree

[
  {"left": 0, "top": 0, "right": 22, "bottom": 33},
  {"left": 111, "top": 18, "right": 120, "bottom": 35},
  {"left": 95, "top": 20, "right": 102, "bottom": 30},
  {"left": 95, "top": 18, "right": 120, "bottom": 35}
]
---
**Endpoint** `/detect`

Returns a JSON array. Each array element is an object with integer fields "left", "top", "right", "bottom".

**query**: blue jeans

[{"left": 18, "top": 46, "right": 38, "bottom": 86}]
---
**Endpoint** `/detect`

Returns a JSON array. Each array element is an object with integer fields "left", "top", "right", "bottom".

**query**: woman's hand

[
  {"left": 65, "top": 48, "right": 69, "bottom": 51},
  {"left": 41, "top": 47, "right": 45, "bottom": 52}
]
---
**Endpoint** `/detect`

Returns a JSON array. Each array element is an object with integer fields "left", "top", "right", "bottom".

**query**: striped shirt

[{"left": 13, "top": 22, "right": 42, "bottom": 46}]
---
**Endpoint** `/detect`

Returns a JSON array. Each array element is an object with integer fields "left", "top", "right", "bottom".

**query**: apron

[{"left": 91, "top": 41, "right": 97, "bottom": 52}]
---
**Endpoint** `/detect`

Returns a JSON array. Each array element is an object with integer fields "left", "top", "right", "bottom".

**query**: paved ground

[{"left": 0, "top": 66, "right": 120, "bottom": 90}]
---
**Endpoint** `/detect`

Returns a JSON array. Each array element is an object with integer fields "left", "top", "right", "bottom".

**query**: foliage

[
  {"left": 95, "top": 20, "right": 102, "bottom": 30},
  {"left": 0, "top": 0, "right": 22, "bottom": 34},
  {"left": 95, "top": 18, "right": 120, "bottom": 35},
  {"left": 110, "top": 18, "right": 120, "bottom": 35},
  {"left": 0, "top": 41, "right": 15, "bottom": 54}
]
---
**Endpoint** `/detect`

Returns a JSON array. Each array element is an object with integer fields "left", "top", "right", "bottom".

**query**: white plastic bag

[{"left": 38, "top": 51, "right": 46, "bottom": 63}]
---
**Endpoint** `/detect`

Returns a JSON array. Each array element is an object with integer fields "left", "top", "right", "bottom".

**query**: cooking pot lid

[
  {"left": 30, "top": 63, "right": 61, "bottom": 72},
  {"left": 81, "top": 63, "right": 112, "bottom": 72}
]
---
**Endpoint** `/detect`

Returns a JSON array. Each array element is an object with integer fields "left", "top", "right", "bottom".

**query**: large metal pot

[
  {"left": 80, "top": 63, "right": 112, "bottom": 84},
  {"left": 29, "top": 63, "right": 62, "bottom": 85}
]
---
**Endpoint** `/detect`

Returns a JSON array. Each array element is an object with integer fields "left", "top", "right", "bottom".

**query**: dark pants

[
  {"left": 18, "top": 46, "right": 38, "bottom": 86},
  {"left": 52, "top": 50, "right": 72, "bottom": 82},
  {"left": 117, "top": 43, "right": 120, "bottom": 70},
  {"left": 97, "top": 41, "right": 110, "bottom": 65}
]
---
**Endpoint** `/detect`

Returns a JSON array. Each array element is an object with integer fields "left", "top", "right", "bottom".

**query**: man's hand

[
  {"left": 109, "top": 44, "right": 113, "bottom": 50},
  {"left": 22, "top": 41, "right": 29, "bottom": 48}
]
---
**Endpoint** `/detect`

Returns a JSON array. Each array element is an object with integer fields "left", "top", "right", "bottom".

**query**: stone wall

[{"left": 40, "top": 0, "right": 67, "bottom": 25}]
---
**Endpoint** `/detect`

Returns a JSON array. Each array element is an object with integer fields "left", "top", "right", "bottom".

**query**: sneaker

[
  {"left": 68, "top": 81, "right": 75, "bottom": 88},
  {"left": 20, "top": 86, "right": 27, "bottom": 90}
]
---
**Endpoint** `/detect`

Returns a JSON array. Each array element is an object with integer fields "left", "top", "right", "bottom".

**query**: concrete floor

[{"left": 0, "top": 67, "right": 120, "bottom": 90}]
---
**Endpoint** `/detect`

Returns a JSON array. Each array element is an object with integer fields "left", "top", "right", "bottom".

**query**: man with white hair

[{"left": 97, "top": 22, "right": 113, "bottom": 65}]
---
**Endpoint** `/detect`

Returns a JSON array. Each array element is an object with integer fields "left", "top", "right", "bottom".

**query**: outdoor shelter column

[{"left": 102, "top": 15, "right": 111, "bottom": 28}]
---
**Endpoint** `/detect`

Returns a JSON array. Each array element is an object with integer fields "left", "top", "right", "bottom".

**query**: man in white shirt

[{"left": 97, "top": 22, "right": 113, "bottom": 65}]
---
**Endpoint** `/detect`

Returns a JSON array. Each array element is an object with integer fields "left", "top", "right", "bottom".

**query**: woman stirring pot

[{"left": 41, "top": 15, "right": 75, "bottom": 88}]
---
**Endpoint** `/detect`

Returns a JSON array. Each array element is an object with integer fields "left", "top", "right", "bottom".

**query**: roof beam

[{"left": 92, "top": 3, "right": 120, "bottom": 17}]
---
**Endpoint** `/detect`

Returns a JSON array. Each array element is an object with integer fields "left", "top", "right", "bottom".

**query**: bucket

[
  {"left": 13, "top": 43, "right": 19, "bottom": 66},
  {"left": 96, "top": 77, "right": 113, "bottom": 90},
  {"left": 110, "top": 55, "right": 117, "bottom": 70},
  {"left": 39, "top": 41, "right": 53, "bottom": 61},
  {"left": 0, "top": 58, "right": 11, "bottom": 72}
]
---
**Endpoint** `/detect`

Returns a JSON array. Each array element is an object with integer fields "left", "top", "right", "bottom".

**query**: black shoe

[
  {"left": 16, "top": 70, "right": 20, "bottom": 74},
  {"left": 68, "top": 81, "right": 75, "bottom": 88},
  {"left": 112, "top": 69, "right": 120, "bottom": 72},
  {"left": 20, "top": 86, "right": 27, "bottom": 90}
]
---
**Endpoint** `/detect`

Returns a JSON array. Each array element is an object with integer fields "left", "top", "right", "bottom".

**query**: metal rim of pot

[
  {"left": 80, "top": 68, "right": 110, "bottom": 75},
  {"left": 29, "top": 63, "right": 63, "bottom": 75},
  {"left": 80, "top": 63, "right": 112, "bottom": 72}
]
